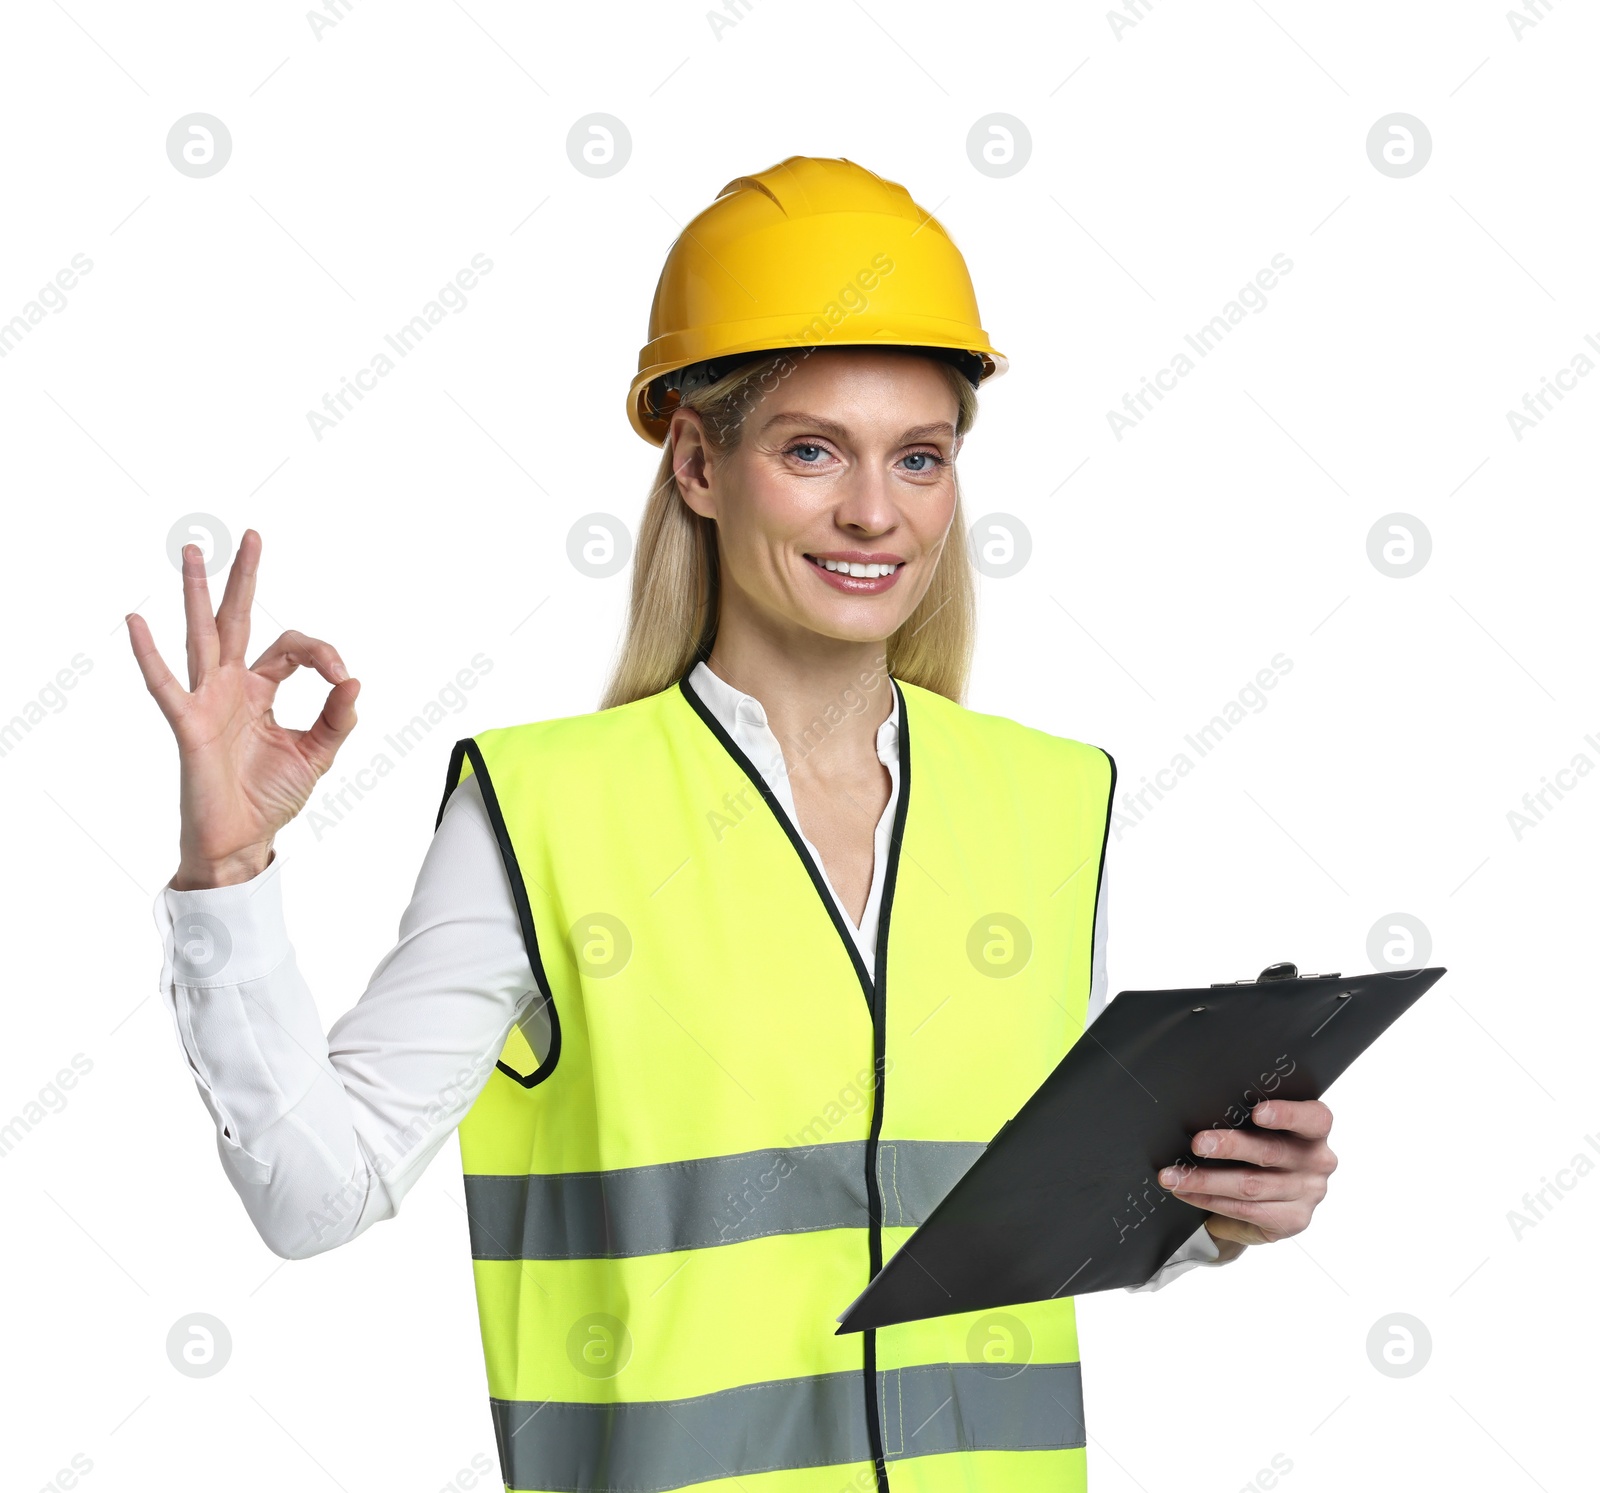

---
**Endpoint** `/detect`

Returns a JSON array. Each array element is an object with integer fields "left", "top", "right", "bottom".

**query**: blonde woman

[{"left": 131, "top": 156, "right": 1337, "bottom": 1492}]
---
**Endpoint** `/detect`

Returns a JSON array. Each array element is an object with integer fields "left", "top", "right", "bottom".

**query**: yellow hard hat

[{"left": 628, "top": 155, "right": 1007, "bottom": 446}]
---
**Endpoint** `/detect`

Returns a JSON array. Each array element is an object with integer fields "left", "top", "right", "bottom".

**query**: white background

[{"left": 2, "top": 1, "right": 1595, "bottom": 1489}]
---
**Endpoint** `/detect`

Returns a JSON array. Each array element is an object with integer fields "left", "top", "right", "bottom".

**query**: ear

[{"left": 668, "top": 409, "right": 718, "bottom": 521}]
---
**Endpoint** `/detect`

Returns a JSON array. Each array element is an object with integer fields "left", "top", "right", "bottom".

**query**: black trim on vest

[
  {"left": 675, "top": 665, "right": 905, "bottom": 1493},
  {"left": 1089, "top": 746, "right": 1117, "bottom": 985},
  {"left": 437, "top": 738, "right": 562, "bottom": 1089},
  {"left": 863, "top": 676, "right": 911, "bottom": 1493}
]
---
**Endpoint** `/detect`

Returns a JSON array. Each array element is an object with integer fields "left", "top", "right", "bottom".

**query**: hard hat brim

[{"left": 629, "top": 329, "right": 1007, "bottom": 447}]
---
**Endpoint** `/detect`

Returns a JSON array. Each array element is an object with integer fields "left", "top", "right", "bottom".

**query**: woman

[{"left": 131, "top": 157, "right": 1336, "bottom": 1493}]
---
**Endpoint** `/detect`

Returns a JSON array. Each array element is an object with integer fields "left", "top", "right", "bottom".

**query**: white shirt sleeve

[
  {"left": 1085, "top": 857, "right": 1243, "bottom": 1292},
  {"left": 1085, "top": 854, "right": 1111, "bottom": 1029},
  {"left": 153, "top": 774, "right": 537, "bottom": 1259}
]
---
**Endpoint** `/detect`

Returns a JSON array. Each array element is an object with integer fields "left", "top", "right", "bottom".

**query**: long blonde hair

[{"left": 599, "top": 348, "right": 979, "bottom": 710}]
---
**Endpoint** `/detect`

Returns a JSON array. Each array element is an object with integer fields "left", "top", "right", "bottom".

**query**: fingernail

[
  {"left": 1159, "top": 1168, "right": 1178, "bottom": 1186},
  {"left": 1194, "top": 1132, "right": 1217, "bottom": 1154}
]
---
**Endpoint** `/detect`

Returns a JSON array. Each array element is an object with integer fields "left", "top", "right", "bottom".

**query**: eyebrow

[{"left": 758, "top": 412, "right": 956, "bottom": 442}]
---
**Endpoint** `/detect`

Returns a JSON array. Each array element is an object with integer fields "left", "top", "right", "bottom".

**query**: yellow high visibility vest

[{"left": 438, "top": 668, "right": 1115, "bottom": 1493}]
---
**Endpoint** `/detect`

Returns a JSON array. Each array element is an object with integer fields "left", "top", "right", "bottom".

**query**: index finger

[{"left": 1250, "top": 1098, "right": 1332, "bottom": 1140}]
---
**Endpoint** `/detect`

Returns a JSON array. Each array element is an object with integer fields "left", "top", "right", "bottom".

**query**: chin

[{"left": 792, "top": 605, "right": 906, "bottom": 646}]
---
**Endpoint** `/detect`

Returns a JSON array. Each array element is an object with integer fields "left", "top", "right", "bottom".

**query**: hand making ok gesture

[{"left": 125, "top": 530, "right": 361, "bottom": 890}]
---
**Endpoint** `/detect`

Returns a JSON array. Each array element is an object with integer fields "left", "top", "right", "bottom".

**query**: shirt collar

[{"left": 687, "top": 659, "right": 900, "bottom": 757}]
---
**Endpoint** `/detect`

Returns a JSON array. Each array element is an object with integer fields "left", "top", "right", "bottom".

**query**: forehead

[{"left": 752, "top": 349, "right": 959, "bottom": 438}]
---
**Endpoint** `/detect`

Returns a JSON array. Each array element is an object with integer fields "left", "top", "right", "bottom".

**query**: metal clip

[{"left": 1209, "top": 962, "right": 1343, "bottom": 987}]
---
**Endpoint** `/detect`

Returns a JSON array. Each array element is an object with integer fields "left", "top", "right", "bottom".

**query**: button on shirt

[{"left": 152, "top": 659, "right": 1227, "bottom": 1283}]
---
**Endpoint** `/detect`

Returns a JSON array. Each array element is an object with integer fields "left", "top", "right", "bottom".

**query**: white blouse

[{"left": 155, "top": 659, "right": 1228, "bottom": 1286}]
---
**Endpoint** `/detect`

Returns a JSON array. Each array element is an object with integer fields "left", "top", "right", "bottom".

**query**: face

[{"left": 670, "top": 348, "right": 963, "bottom": 647}]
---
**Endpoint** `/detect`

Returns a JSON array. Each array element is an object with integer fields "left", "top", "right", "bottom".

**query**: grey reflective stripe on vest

[
  {"left": 492, "top": 1361, "right": 1084, "bottom": 1492},
  {"left": 466, "top": 1138, "right": 986, "bottom": 1260}
]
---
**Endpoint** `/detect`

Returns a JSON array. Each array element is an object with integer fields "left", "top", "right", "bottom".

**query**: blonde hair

[{"left": 599, "top": 348, "right": 979, "bottom": 711}]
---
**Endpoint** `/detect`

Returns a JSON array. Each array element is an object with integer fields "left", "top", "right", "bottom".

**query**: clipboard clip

[{"left": 1210, "top": 961, "right": 1342, "bottom": 987}]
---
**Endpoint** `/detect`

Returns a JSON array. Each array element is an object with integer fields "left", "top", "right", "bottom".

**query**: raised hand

[{"left": 126, "top": 529, "right": 361, "bottom": 890}]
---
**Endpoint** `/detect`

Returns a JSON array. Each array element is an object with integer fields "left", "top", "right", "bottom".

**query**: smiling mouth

[{"left": 803, "top": 555, "right": 905, "bottom": 578}]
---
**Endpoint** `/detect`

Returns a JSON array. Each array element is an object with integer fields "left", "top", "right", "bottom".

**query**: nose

[{"left": 831, "top": 461, "right": 898, "bottom": 535}]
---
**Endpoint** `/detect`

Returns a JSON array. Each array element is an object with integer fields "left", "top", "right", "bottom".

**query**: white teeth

[{"left": 813, "top": 557, "right": 899, "bottom": 578}]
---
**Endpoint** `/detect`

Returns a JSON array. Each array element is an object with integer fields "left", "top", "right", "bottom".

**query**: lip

[
  {"left": 807, "top": 550, "right": 905, "bottom": 564},
  {"left": 802, "top": 550, "right": 906, "bottom": 596}
]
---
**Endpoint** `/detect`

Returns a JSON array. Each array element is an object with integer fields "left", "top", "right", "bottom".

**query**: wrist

[
  {"left": 171, "top": 844, "right": 273, "bottom": 890},
  {"left": 1202, "top": 1219, "right": 1250, "bottom": 1262}
]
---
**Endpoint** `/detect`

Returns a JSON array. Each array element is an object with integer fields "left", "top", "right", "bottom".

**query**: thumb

[{"left": 302, "top": 676, "right": 361, "bottom": 773}]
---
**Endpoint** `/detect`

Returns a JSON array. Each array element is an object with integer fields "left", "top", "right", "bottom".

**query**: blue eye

[{"left": 782, "top": 442, "right": 946, "bottom": 471}]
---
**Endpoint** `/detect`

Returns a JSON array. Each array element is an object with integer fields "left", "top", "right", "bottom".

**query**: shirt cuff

[
  {"left": 152, "top": 856, "right": 297, "bottom": 1187},
  {"left": 155, "top": 854, "right": 292, "bottom": 991},
  {"left": 1124, "top": 1221, "right": 1242, "bottom": 1293}
]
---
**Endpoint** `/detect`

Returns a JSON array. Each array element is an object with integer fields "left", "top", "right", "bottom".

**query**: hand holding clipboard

[{"left": 838, "top": 963, "right": 1444, "bottom": 1333}]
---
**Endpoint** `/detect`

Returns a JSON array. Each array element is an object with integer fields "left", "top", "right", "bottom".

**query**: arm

[
  {"left": 157, "top": 775, "right": 539, "bottom": 1258},
  {"left": 128, "top": 530, "right": 538, "bottom": 1258}
]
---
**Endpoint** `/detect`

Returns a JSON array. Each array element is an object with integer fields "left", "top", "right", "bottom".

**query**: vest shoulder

[
  {"left": 897, "top": 679, "right": 1114, "bottom": 775},
  {"left": 470, "top": 684, "right": 679, "bottom": 766}
]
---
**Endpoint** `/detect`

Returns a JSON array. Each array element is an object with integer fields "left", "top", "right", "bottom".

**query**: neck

[{"left": 703, "top": 618, "right": 895, "bottom": 773}]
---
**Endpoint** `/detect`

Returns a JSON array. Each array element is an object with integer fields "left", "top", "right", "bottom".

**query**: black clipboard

[{"left": 837, "top": 962, "right": 1445, "bottom": 1333}]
